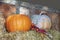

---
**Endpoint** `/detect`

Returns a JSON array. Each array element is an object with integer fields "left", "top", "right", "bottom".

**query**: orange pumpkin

[{"left": 5, "top": 14, "right": 32, "bottom": 32}]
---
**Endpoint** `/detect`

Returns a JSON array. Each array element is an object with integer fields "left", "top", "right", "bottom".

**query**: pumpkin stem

[{"left": 39, "top": 11, "right": 47, "bottom": 15}]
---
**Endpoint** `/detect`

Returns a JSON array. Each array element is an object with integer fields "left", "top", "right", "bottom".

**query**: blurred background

[
  {"left": 0, "top": 0, "right": 60, "bottom": 10},
  {"left": 20, "top": 0, "right": 60, "bottom": 10},
  {"left": 0, "top": 0, "right": 60, "bottom": 13}
]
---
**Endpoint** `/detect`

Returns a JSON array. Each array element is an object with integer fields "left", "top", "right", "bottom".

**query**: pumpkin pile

[
  {"left": 5, "top": 14, "right": 32, "bottom": 32},
  {"left": 0, "top": 2, "right": 60, "bottom": 40}
]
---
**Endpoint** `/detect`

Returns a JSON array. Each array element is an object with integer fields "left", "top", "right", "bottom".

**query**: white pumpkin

[
  {"left": 31, "top": 12, "right": 51, "bottom": 30},
  {"left": 36, "top": 15, "right": 51, "bottom": 30},
  {"left": 19, "top": 7, "right": 30, "bottom": 16}
]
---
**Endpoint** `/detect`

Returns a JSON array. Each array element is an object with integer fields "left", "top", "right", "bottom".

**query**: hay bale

[
  {"left": 0, "top": 30, "right": 60, "bottom": 40},
  {"left": 0, "top": 12, "right": 6, "bottom": 35},
  {"left": 0, "top": 30, "right": 51, "bottom": 40},
  {"left": 47, "top": 13, "right": 60, "bottom": 31}
]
